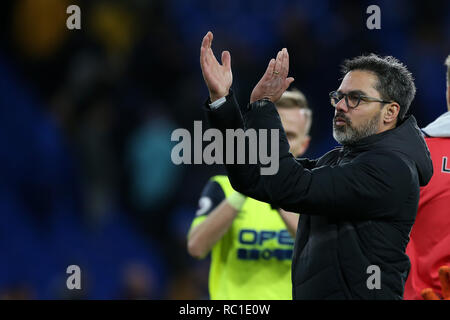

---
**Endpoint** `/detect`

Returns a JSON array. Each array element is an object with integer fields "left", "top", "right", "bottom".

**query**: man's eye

[{"left": 348, "top": 93, "right": 360, "bottom": 101}]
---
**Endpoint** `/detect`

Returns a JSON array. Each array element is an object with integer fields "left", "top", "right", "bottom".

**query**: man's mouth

[{"left": 334, "top": 117, "right": 347, "bottom": 126}]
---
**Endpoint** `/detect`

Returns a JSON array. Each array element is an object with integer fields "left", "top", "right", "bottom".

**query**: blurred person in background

[
  {"left": 187, "top": 89, "right": 312, "bottom": 299},
  {"left": 404, "top": 54, "right": 450, "bottom": 300},
  {"left": 119, "top": 262, "right": 155, "bottom": 300}
]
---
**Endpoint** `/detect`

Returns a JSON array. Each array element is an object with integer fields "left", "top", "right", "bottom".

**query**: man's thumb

[
  {"left": 285, "top": 77, "right": 295, "bottom": 89},
  {"left": 222, "top": 51, "right": 231, "bottom": 69}
]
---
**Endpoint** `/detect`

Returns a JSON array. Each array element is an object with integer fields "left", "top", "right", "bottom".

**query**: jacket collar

[
  {"left": 342, "top": 115, "right": 416, "bottom": 153},
  {"left": 340, "top": 115, "right": 433, "bottom": 186}
]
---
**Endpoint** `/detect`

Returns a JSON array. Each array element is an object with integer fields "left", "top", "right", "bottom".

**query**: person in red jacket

[{"left": 404, "top": 55, "right": 450, "bottom": 300}]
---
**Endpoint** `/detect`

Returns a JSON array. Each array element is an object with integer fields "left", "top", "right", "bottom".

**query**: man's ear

[{"left": 383, "top": 103, "right": 400, "bottom": 125}]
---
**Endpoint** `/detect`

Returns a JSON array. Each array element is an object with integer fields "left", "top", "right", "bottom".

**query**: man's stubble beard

[{"left": 333, "top": 111, "right": 381, "bottom": 145}]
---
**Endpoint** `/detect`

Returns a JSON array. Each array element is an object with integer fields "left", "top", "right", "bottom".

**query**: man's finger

[
  {"left": 273, "top": 50, "right": 283, "bottom": 75},
  {"left": 283, "top": 48, "right": 290, "bottom": 78},
  {"left": 262, "top": 58, "right": 276, "bottom": 80},
  {"left": 201, "top": 32, "right": 210, "bottom": 49},
  {"left": 259, "top": 58, "right": 276, "bottom": 83},
  {"left": 208, "top": 31, "right": 213, "bottom": 47},
  {"left": 421, "top": 288, "right": 440, "bottom": 300},
  {"left": 201, "top": 33, "right": 214, "bottom": 66},
  {"left": 438, "top": 266, "right": 450, "bottom": 299},
  {"left": 222, "top": 51, "right": 231, "bottom": 70},
  {"left": 200, "top": 50, "right": 208, "bottom": 70},
  {"left": 201, "top": 32, "right": 214, "bottom": 64},
  {"left": 202, "top": 31, "right": 213, "bottom": 50},
  {"left": 279, "top": 48, "right": 287, "bottom": 78}
]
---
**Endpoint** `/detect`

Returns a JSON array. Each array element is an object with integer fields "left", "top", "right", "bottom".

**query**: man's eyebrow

[{"left": 337, "top": 89, "right": 368, "bottom": 95}]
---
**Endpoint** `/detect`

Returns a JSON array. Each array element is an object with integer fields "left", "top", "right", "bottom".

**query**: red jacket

[{"left": 404, "top": 111, "right": 450, "bottom": 300}]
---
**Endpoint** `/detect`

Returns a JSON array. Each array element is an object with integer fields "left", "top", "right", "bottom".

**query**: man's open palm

[{"left": 200, "top": 31, "right": 232, "bottom": 103}]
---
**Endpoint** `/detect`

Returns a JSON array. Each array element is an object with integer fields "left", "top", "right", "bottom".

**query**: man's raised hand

[
  {"left": 250, "top": 48, "right": 294, "bottom": 104},
  {"left": 200, "top": 31, "right": 232, "bottom": 103}
]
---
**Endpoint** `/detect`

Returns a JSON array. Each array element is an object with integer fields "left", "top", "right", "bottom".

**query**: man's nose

[{"left": 335, "top": 97, "right": 349, "bottom": 113}]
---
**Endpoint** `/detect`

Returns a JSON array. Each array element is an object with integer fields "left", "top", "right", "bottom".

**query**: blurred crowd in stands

[{"left": 0, "top": 0, "right": 448, "bottom": 299}]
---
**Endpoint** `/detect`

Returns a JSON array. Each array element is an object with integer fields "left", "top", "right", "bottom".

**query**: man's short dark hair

[{"left": 341, "top": 54, "right": 416, "bottom": 121}]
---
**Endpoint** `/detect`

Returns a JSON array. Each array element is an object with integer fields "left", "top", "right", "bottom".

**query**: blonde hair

[{"left": 276, "top": 88, "right": 312, "bottom": 135}]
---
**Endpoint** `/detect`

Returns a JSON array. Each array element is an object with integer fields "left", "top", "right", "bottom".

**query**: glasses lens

[
  {"left": 330, "top": 91, "right": 341, "bottom": 107},
  {"left": 346, "top": 93, "right": 360, "bottom": 108}
]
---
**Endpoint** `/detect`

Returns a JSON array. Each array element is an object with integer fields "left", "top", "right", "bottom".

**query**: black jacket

[{"left": 204, "top": 91, "right": 433, "bottom": 300}]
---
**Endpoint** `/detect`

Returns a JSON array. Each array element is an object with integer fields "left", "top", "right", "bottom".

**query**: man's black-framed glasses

[{"left": 329, "top": 90, "right": 393, "bottom": 109}]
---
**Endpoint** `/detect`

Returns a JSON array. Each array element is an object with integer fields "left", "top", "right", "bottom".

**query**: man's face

[
  {"left": 333, "top": 70, "right": 385, "bottom": 145},
  {"left": 277, "top": 107, "right": 309, "bottom": 157}
]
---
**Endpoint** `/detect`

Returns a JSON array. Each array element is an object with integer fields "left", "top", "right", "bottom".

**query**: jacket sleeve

[
  {"left": 204, "top": 92, "right": 413, "bottom": 221},
  {"left": 294, "top": 158, "right": 318, "bottom": 170}
]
